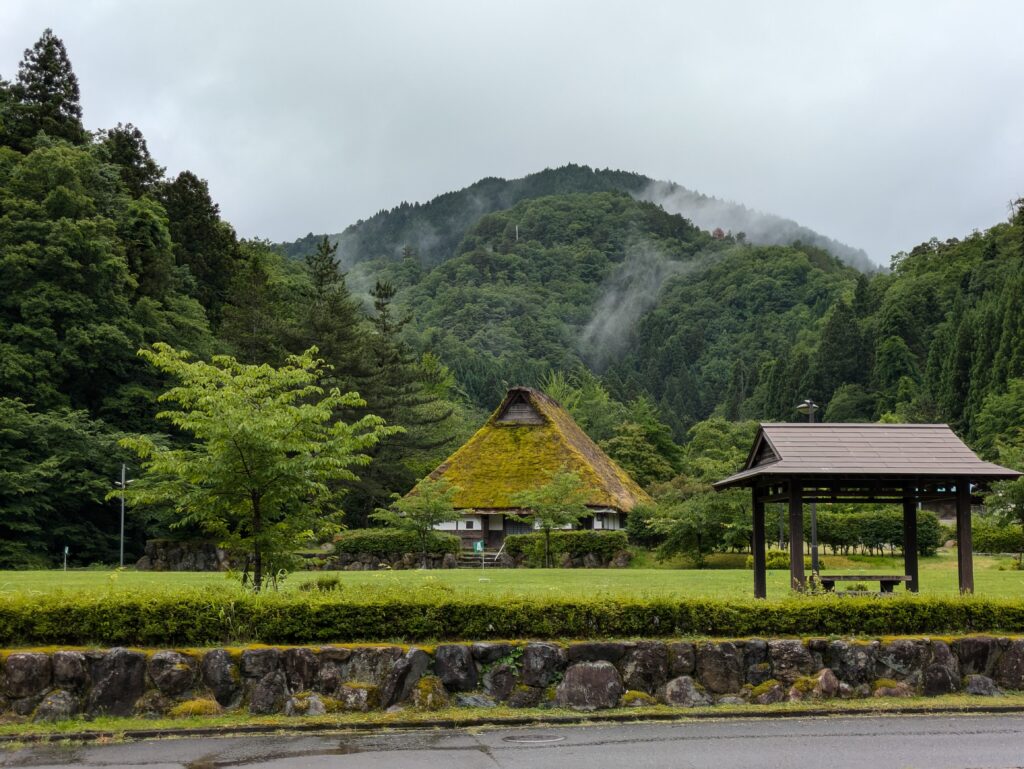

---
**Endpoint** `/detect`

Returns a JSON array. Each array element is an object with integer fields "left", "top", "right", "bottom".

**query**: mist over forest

[{"left": 3, "top": 28, "right": 1024, "bottom": 569}]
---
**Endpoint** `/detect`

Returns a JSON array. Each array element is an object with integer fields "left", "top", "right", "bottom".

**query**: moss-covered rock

[
  {"left": 620, "top": 689, "right": 657, "bottom": 707},
  {"left": 412, "top": 675, "right": 449, "bottom": 711},
  {"left": 336, "top": 682, "right": 380, "bottom": 712},
  {"left": 168, "top": 697, "right": 222, "bottom": 718},
  {"left": 749, "top": 678, "right": 787, "bottom": 705},
  {"left": 872, "top": 678, "right": 914, "bottom": 698}
]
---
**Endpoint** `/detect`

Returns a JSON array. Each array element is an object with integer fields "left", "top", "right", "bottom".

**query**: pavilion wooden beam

[
  {"left": 714, "top": 423, "right": 1022, "bottom": 599},
  {"left": 752, "top": 489, "right": 767, "bottom": 599},
  {"left": 902, "top": 489, "right": 919, "bottom": 593},
  {"left": 788, "top": 482, "right": 805, "bottom": 591},
  {"left": 956, "top": 478, "right": 974, "bottom": 594}
]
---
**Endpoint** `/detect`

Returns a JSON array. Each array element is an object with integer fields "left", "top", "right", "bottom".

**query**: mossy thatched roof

[{"left": 422, "top": 386, "right": 652, "bottom": 512}]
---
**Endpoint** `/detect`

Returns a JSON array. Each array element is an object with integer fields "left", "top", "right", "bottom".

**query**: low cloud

[{"left": 580, "top": 241, "right": 701, "bottom": 370}]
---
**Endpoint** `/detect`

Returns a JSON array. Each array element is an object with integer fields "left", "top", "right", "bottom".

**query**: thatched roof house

[{"left": 423, "top": 386, "right": 652, "bottom": 548}]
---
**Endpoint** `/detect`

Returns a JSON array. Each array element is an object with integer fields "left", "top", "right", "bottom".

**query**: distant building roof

[
  {"left": 420, "top": 386, "right": 652, "bottom": 511},
  {"left": 713, "top": 423, "right": 1022, "bottom": 490}
]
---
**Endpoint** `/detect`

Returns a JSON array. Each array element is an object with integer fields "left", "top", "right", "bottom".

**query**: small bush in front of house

[
  {"left": 333, "top": 529, "right": 460, "bottom": 557},
  {"left": 625, "top": 503, "right": 665, "bottom": 548},
  {"left": 504, "top": 530, "right": 628, "bottom": 565}
]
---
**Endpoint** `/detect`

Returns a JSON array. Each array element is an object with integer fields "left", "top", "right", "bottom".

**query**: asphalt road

[{"left": 4, "top": 714, "right": 1024, "bottom": 769}]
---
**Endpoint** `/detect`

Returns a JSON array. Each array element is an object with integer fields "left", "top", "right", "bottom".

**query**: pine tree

[
  {"left": 7, "top": 29, "right": 85, "bottom": 148},
  {"left": 810, "top": 302, "right": 866, "bottom": 402},
  {"left": 298, "top": 236, "right": 368, "bottom": 391},
  {"left": 157, "top": 171, "right": 239, "bottom": 322},
  {"left": 344, "top": 281, "right": 457, "bottom": 525},
  {"left": 219, "top": 243, "right": 292, "bottom": 364}
]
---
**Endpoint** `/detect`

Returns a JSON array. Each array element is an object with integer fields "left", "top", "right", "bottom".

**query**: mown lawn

[{"left": 1, "top": 550, "right": 1022, "bottom": 601}]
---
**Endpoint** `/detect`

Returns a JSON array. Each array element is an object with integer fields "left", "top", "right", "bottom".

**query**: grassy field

[{"left": 1, "top": 550, "right": 1022, "bottom": 601}]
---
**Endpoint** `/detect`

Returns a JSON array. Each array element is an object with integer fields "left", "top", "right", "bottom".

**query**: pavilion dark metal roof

[{"left": 713, "top": 423, "right": 1022, "bottom": 490}]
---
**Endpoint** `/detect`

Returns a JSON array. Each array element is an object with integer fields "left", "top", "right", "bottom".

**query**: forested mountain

[
  {"left": 0, "top": 30, "right": 468, "bottom": 566},
  {"left": 2, "top": 29, "right": 1022, "bottom": 569},
  {"left": 278, "top": 164, "right": 873, "bottom": 271}
]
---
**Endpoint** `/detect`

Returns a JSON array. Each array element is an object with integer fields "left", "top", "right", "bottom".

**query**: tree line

[{"left": 2, "top": 28, "right": 1022, "bottom": 571}]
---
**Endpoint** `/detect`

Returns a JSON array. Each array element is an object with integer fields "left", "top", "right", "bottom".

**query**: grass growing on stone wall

[{"left": 4, "top": 694, "right": 1024, "bottom": 742}]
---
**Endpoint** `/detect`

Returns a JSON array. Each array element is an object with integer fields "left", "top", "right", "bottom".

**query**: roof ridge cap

[{"left": 760, "top": 422, "right": 952, "bottom": 428}]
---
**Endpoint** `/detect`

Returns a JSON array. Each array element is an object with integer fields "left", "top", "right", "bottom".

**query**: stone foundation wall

[
  {"left": 331, "top": 552, "right": 458, "bottom": 571},
  {"left": 3, "top": 636, "right": 1022, "bottom": 722},
  {"left": 135, "top": 540, "right": 231, "bottom": 572},
  {"left": 497, "top": 550, "right": 633, "bottom": 568}
]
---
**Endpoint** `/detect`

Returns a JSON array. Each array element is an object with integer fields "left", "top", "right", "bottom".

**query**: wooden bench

[{"left": 819, "top": 575, "right": 911, "bottom": 594}]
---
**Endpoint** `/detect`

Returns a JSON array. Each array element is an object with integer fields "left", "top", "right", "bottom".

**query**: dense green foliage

[
  {"left": 119, "top": 345, "right": 396, "bottom": 591},
  {"left": 280, "top": 164, "right": 870, "bottom": 271},
  {"left": 503, "top": 530, "right": 629, "bottom": 565},
  {"left": 372, "top": 478, "right": 461, "bottom": 566},
  {"left": 3, "top": 590, "right": 1024, "bottom": 644},
  {"left": 333, "top": 528, "right": 460, "bottom": 556},
  {"left": 971, "top": 519, "right": 1024, "bottom": 555},
  {"left": 0, "top": 31, "right": 470, "bottom": 566},
  {"left": 812, "top": 509, "right": 944, "bottom": 557},
  {"left": 509, "top": 470, "right": 592, "bottom": 567},
  {"left": 3, "top": 27, "right": 1023, "bottom": 571}
]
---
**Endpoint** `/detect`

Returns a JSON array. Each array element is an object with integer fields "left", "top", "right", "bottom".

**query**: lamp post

[
  {"left": 113, "top": 464, "right": 134, "bottom": 568},
  {"left": 795, "top": 399, "right": 820, "bottom": 574}
]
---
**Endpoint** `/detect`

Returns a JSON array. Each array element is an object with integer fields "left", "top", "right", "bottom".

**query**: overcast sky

[{"left": 2, "top": 1, "right": 1022, "bottom": 264}]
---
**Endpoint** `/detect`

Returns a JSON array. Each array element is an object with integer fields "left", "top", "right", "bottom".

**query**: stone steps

[{"left": 456, "top": 551, "right": 502, "bottom": 568}]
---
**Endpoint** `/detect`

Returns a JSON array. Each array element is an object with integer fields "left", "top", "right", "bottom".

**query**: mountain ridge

[{"left": 278, "top": 164, "right": 875, "bottom": 272}]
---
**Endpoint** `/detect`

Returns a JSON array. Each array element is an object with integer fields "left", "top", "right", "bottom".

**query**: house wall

[{"left": 434, "top": 509, "right": 626, "bottom": 549}]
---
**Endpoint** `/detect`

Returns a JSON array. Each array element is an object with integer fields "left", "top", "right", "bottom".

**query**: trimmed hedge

[
  {"left": 334, "top": 528, "right": 460, "bottom": 556},
  {"left": 972, "top": 521, "right": 1024, "bottom": 555},
  {"left": 4, "top": 591, "right": 1024, "bottom": 646},
  {"left": 504, "top": 530, "right": 628, "bottom": 563}
]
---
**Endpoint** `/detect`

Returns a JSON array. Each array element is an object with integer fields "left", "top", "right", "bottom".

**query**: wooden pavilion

[{"left": 713, "top": 423, "right": 1022, "bottom": 597}]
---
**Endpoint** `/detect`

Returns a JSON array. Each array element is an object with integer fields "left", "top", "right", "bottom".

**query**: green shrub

[
  {"left": 4, "top": 590, "right": 1024, "bottom": 645},
  {"left": 744, "top": 551, "right": 820, "bottom": 570},
  {"left": 972, "top": 521, "right": 1024, "bottom": 554},
  {"left": 626, "top": 504, "right": 665, "bottom": 548},
  {"left": 504, "top": 530, "right": 628, "bottom": 565},
  {"left": 915, "top": 511, "right": 944, "bottom": 557},
  {"left": 809, "top": 509, "right": 943, "bottom": 557},
  {"left": 940, "top": 522, "right": 957, "bottom": 545},
  {"left": 334, "top": 529, "right": 460, "bottom": 557},
  {"left": 299, "top": 576, "right": 342, "bottom": 592}
]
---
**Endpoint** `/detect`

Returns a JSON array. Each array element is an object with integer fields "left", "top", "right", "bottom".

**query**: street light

[
  {"left": 795, "top": 399, "right": 820, "bottom": 574},
  {"left": 113, "top": 463, "right": 135, "bottom": 568}
]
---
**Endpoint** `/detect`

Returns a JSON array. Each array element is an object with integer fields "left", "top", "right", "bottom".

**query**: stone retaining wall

[
  {"left": 135, "top": 540, "right": 231, "bottom": 572},
  {"left": 3, "top": 636, "right": 1022, "bottom": 722},
  {"left": 332, "top": 552, "right": 458, "bottom": 571}
]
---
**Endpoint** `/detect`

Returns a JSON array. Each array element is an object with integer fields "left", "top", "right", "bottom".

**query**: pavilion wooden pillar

[
  {"left": 956, "top": 478, "right": 974, "bottom": 594},
  {"left": 902, "top": 488, "right": 919, "bottom": 593},
  {"left": 752, "top": 489, "right": 767, "bottom": 599},
  {"left": 788, "top": 482, "right": 805, "bottom": 590}
]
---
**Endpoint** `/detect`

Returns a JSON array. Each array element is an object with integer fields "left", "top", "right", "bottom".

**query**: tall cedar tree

[
  {"left": 4, "top": 29, "right": 85, "bottom": 149},
  {"left": 157, "top": 171, "right": 239, "bottom": 322},
  {"left": 219, "top": 243, "right": 291, "bottom": 365},
  {"left": 299, "top": 236, "right": 368, "bottom": 392},
  {"left": 344, "top": 281, "right": 455, "bottom": 524}
]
